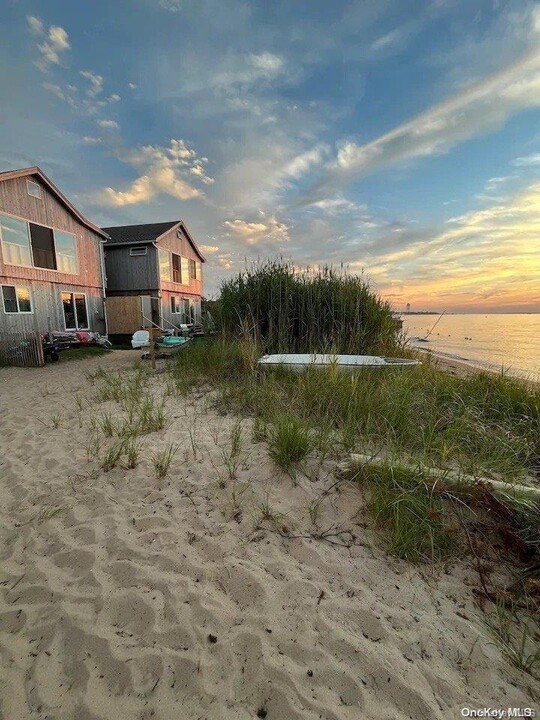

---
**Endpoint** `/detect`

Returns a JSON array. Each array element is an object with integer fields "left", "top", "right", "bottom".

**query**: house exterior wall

[
  {"left": 157, "top": 225, "right": 203, "bottom": 329},
  {"left": 160, "top": 290, "right": 202, "bottom": 329},
  {"left": 104, "top": 244, "right": 159, "bottom": 295},
  {"left": 0, "top": 175, "right": 106, "bottom": 333},
  {"left": 157, "top": 225, "right": 203, "bottom": 298}
]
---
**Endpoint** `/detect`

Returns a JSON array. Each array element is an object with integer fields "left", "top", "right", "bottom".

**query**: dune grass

[
  {"left": 267, "top": 415, "right": 314, "bottom": 473},
  {"left": 215, "top": 259, "right": 400, "bottom": 355},
  {"left": 353, "top": 462, "right": 458, "bottom": 562}
]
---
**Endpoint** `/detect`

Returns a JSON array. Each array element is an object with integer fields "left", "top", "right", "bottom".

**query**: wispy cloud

[
  {"left": 80, "top": 70, "right": 104, "bottom": 97},
  {"left": 309, "top": 13, "right": 540, "bottom": 194},
  {"left": 96, "top": 119, "right": 119, "bottom": 130},
  {"left": 27, "top": 15, "right": 70, "bottom": 71},
  {"left": 96, "top": 139, "right": 212, "bottom": 206},
  {"left": 223, "top": 213, "right": 289, "bottom": 245},
  {"left": 159, "top": 0, "right": 182, "bottom": 11},
  {"left": 512, "top": 153, "right": 540, "bottom": 166}
]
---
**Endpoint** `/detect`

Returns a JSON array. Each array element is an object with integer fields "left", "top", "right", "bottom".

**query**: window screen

[{"left": 30, "top": 223, "right": 57, "bottom": 270}]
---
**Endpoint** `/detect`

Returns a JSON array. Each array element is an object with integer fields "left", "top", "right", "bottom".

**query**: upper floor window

[
  {"left": 0, "top": 213, "right": 78, "bottom": 274},
  {"left": 55, "top": 231, "right": 78, "bottom": 273},
  {"left": 195, "top": 260, "right": 202, "bottom": 281},
  {"left": 26, "top": 179, "right": 42, "bottom": 199},
  {"left": 172, "top": 252, "right": 181, "bottom": 283},
  {"left": 159, "top": 248, "right": 171, "bottom": 281},
  {"left": 0, "top": 214, "right": 32, "bottom": 266},
  {"left": 2, "top": 285, "right": 33, "bottom": 314},
  {"left": 30, "top": 222, "right": 56, "bottom": 270},
  {"left": 189, "top": 258, "right": 196, "bottom": 280}
]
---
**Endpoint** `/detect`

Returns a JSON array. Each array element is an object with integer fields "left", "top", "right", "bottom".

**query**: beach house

[
  {"left": 102, "top": 221, "right": 205, "bottom": 343},
  {"left": 0, "top": 167, "right": 107, "bottom": 336}
]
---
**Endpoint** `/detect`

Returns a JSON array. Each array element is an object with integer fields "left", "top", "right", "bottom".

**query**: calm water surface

[{"left": 403, "top": 314, "right": 540, "bottom": 381}]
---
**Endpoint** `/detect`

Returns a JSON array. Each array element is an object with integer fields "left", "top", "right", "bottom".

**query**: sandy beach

[{"left": 1, "top": 351, "right": 538, "bottom": 719}]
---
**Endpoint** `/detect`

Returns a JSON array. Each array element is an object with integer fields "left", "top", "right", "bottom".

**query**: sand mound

[{"left": 0, "top": 352, "right": 538, "bottom": 719}]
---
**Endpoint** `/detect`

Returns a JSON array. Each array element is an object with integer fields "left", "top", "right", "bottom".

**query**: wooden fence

[{"left": 0, "top": 331, "right": 44, "bottom": 367}]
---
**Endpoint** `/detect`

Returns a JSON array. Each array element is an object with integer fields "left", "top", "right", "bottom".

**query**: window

[
  {"left": 181, "top": 256, "right": 189, "bottom": 284},
  {"left": 171, "top": 296, "right": 190, "bottom": 322},
  {"left": 54, "top": 231, "right": 78, "bottom": 273},
  {"left": 177, "top": 230, "right": 182, "bottom": 239},
  {"left": 189, "top": 258, "right": 196, "bottom": 280},
  {"left": 159, "top": 248, "right": 171, "bottom": 281},
  {"left": 130, "top": 246, "right": 147, "bottom": 256},
  {"left": 195, "top": 261, "right": 202, "bottom": 281},
  {"left": 2, "top": 285, "right": 32, "bottom": 314},
  {"left": 26, "top": 179, "right": 42, "bottom": 199},
  {"left": 0, "top": 214, "right": 32, "bottom": 266},
  {"left": 61, "top": 292, "right": 89, "bottom": 330},
  {"left": 0, "top": 213, "right": 79, "bottom": 273},
  {"left": 172, "top": 253, "right": 181, "bottom": 283},
  {"left": 29, "top": 223, "right": 56, "bottom": 269}
]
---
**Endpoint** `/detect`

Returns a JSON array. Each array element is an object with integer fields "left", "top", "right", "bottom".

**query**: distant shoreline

[
  {"left": 400, "top": 311, "right": 540, "bottom": 315},
  {"left": 415, "top": 347, "right": 540, "bottom": 385}
]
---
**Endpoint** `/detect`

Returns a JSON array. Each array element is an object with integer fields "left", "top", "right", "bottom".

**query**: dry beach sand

[{"left": 0, "top": 351, "right": 538, "bottom": 719}]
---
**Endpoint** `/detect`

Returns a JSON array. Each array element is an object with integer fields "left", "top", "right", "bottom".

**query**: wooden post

[
  {"left": 35, "top": 331, "right": 45, "bottom": 367},
  {"left": 149, "top": 326, "right": 156, "bottom": 370}
]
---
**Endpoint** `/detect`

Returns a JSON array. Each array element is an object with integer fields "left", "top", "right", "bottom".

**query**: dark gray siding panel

[{"left": 104, "top": 245, "right": 158, "bottom": 294}]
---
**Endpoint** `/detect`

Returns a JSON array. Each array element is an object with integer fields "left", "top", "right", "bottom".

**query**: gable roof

[
  {"left": 103, "top": 220, "right": 206, "bottom": 262},
  {"left": 0, "top": 166, "right": 108, "bottom": 239},
  {"left": 102, "top": 221, "right": 178, "bottom": 245}
]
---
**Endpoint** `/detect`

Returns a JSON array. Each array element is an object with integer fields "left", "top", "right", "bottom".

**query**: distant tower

[{"left": 406, "top": 303, "right": 411, "bottom": 313}]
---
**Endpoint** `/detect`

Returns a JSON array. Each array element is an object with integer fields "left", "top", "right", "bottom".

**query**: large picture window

[
  {"left": 0, "top": 212, "right": 79, "bottom": 274},
  {"left": 159, "top": 248, "right": 171, "bottom": 281},
  {"left": 55, "top": 231, "right": 77, "bottom": 273},
  {"left": 2, "top": 285, "right": 32, "bottom": 314},
  {"left": 61, "top": 292, "right": 89, "bottom": 330},
  {"left": 0, "top": 215, "right": 32, "bottom": 266}
]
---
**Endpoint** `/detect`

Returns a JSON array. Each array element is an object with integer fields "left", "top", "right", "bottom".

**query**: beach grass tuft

[{"left": 267, "top": 414, "right": 314, "bottom": 473}]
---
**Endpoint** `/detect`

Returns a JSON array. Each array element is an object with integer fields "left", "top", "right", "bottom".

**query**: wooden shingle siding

[{"left": 0, "top": 176, "right": 103, "bottom": 288}]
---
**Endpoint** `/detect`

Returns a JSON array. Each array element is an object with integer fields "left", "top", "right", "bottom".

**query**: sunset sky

[{"left": 1, "top": 0, "right": 539, "bottom": 312}]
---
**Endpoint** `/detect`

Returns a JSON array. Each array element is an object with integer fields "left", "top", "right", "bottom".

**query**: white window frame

[
  {"left": 61, "top": 291, "right": 89, "bottom": 330},
  {"left": 1, "top": 284, "right": 33, "bottom": 314},
  {"left": 0, "top": 210, "right": 79, "bottom": 275},
  {"left": 26, "top": 179, "right": 42, "bottom": 199},
  {"left": 130, "top": 246, "right": 147, "bottom": 256}
]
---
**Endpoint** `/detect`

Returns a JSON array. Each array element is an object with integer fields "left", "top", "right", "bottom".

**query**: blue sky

[{"left": 1, "top": 0, "right": 539, "bottom": 311}]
